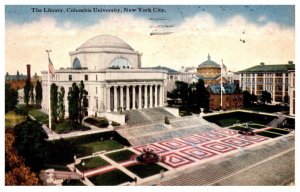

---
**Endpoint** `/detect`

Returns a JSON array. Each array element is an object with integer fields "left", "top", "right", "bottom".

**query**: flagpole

[
  {"left": 46, "top": 50, "right": 52, "bottom": 131},
  {"left": 220, "top": 59, "right": 223, "bottom": 111}
]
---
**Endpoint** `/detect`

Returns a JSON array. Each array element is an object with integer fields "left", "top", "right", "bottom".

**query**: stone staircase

[
  {"left": 267, "top": 115, "right": 287, "bottom": 128},
  {"left": 160, "top": 136, "right": 294, "bottom": 186}
]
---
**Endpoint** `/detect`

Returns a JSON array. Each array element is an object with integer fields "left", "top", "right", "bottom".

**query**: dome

[
  {"left": 77, "top": 35, "right": 134, "bottom": 51},
  {"left": 198, "top": 54, "right": 220, "bottom": 68}
]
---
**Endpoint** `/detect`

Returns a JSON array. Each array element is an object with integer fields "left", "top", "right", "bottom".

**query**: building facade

[
  {"left": 239, "top": 61, "right": 295, "bottom": 103},
  {"left": 288, "top": 70, "right": 295, "bottom": 116},
  {"left": 207, "top": 83, "right": 243, "bottom": 110},
  {"left": 41, "top": 35, "right": 167, "bottom": 116}
]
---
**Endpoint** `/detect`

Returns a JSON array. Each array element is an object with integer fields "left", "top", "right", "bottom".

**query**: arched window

[
  {"left": 110, "top": 58, "right": 132, "bottom": 69},
  {"left": 73, "top": 58, "right": 81, "bottom": 68}
]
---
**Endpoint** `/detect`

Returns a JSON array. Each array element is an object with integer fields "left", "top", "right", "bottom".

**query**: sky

[{"left": 5, "top": 5, "right": 295, "bottom": 76}]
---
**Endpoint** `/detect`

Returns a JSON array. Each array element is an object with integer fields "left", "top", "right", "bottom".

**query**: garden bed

[
  {"left": 125, "top": 163, "right": 168, "bottom": 178},
  {"left": 76, "top": 140, "right": 124, "bottom": 157},
  {"left": 88, "top": 169, "right": 133, "bottom": 186},
  {"left": 28, "top": 109, "right": 49, "bottom": 124},
  {"left": 75, "top": 156, "right": 110, "bottom": 172},
  {"left": 105, "top": 150, "right": 136, "bottom": 163},
  {"left": 52, "top": 121, "right": 91, "bottom": 134},
  {"left": 84, "top": 117, "right": 120, "bottom": 128}
]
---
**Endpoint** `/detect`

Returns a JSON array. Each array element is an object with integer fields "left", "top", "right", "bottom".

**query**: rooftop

[{"left": 239, "top": 62, "right": 295, "bottom": 73}]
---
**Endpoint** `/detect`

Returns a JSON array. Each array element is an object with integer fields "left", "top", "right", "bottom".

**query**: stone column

[
  {"left": 106, "top": 85, "right": 111, "bottom": 112},
  {"left": 126, "top": 86, "right": 130, "bottom": 110},
  {"left": 132, "top": 85, "right": 136, "bottom": 109},
  {"left": 154, "top": 84, "right": 158, "bottom": 107},
  {"left": 113, "top": 86, "right": 118, "bottom": 112},
  {"left": 149, "top": 84, "right": 153, "bottom": 108},
  {"left": 144, "top": 85, "right": 148, "bottom": 108},
  {"left": 120, "top": 85, "right": 124, "bottom": 110},
  {"left": 138, "top": 85, "right": 142, "bottom": 109}
]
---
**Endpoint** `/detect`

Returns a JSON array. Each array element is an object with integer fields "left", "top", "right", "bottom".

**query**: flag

[
  {"left": 48, "top": 57, "right": 55, "bottom": 77},
  {"left": 221, "top": 59, "right": 227, "bottom": 74}
]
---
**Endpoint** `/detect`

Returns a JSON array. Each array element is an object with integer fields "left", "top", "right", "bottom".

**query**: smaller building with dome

[{"left": 196, "top": 54, "right": 228, "bottom": 86}]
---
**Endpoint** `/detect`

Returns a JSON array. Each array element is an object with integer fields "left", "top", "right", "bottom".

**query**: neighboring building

[
  {"left": 288, "top": 70, "right": 295, "bottom": 116},
  {"left": 144, "top": 66, "right": 180, "bottom": 92},
  {"left": 238, "top": 61, "right": 295, "bottom": 103},
  {"left": 196, "top": 54, "right": 229, "bottom": 87},
  {"left": 207, "top": 83, "right": 243, "bottom": 110},
  {"left": 5, "top": 71, "right": 27, "bottom": 90},
  {"left": 41, "top": 35, "right": 167, "bottom": 116}
]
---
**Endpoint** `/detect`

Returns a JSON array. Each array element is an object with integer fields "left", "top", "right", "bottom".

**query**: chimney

[
  {"left": 26, "top": 64, "right": 31, "bottom": 82},
  {"left": 260, "top": 62, "right": 265, "bottom": 66},
  {"left": 288, "top": 61, "right": 293, "bottom": 65}
]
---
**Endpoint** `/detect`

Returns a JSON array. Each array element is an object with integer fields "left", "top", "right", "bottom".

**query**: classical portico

[{"left": 105, "top": 83, "right": 164, "bottom": 112}]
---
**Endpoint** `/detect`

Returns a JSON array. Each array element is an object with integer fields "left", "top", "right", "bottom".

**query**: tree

[
  {"left": 171, "top": 81, "right": 189, "bottom": 107},
  {"left": 78, "top": 81, "right": 88, "bottom": 124},
  {"left": 5, "top": 131, "right": 39, "bottom": 185},
  {"left": 30, "top": 83, "right": 34, "bottom": 104},
  {"left": 260, "top": 91, "right": 272, "bottom": 104},
  {"left": 251, "top": 93, "right": 258, "bottom": 104},
  {"left": 195, "top": 79, "right": 210, "bottom": 111},
  {"left": 243, "top": 91, "right": 251, "bottom": 107},
  {"left": 23, "top": 81, "right": 31, "bottom": 106},
  {"left": 50, "top": 83, "right": 58, "bottom": 123},
  {"left": 14, "top": 120, "right": 48, "bottom": 172},
  {"left": 68, "top": 83, "right": 79, "bottom": 128},
  {"left": 35, "top": 80, "right": 42, "bottom": 107},
  {"left": 5, "top": 83, "right": 18, "bottom": 113},
  {"left": 57, "top": 86, "right": 65, "bottom": 122}
]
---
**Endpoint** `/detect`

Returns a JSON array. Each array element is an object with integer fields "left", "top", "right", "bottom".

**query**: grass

[
  {"left": 105, "top": 150, "right": 136, "bottom": 163},
  {"left": 248, "top": 124, "right": 266, "bottom": 129},
  {"left": 257, "top": 131, "right": 282, "bottom": 138},
  {"left": 266, "top": 128, "right": 290, "bottom": 135},
  {"left": 76, "top": 140, "right": 124, "bottom": 157},
  {"left": 204, "top": 112, "right": 276, "bottom": 127},
  {"left": 28, "top": 109, "right": 49, "bottom": 124},
  {"left": 89, "top": 169, "right": 133, "bottom": 186},
  {"left": 62, "top": 179, "right": 85, "bottom": 186},
  {"left": 75, "top": 156, "right": 110, "bottom": 172},
  {"left": 243, "top": 104, "right": 288, "bottom": 113},
  {"left": 228, "top": 126, "right": 245, "bottom": 131},
  {"left": 84, "top": 117, "right": 120, "bottom": 128},
  {"left": 52, "top": 121, "right": 91, "bottom": 134},
  {"left": 5, "top": 111, "right": 27, "bottom": 128},
  {"left": 126, "top": 163, "right": 168, "bottom": 178}
]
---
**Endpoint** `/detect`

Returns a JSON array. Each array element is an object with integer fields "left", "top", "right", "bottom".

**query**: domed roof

[
  {"left": 77, "top": 35, "right": 134, "bottom": 51},
  {"left": 198, "top": 54, "right": 220, "bottom": 68}
]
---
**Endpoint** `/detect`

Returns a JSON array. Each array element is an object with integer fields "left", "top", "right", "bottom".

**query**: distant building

[
  {"left": 5, "top": 71, "right": 27, "bottom": 90},
  {"left": 238, "top": 61, "right": 295, "bottom": 103},
  {"left": 207, "top": 83, "right": 243, "bottom": 110},
  {"left": 288, "top": 69, "right": 295, "bottom": 116},
  {"left": 196, "top": 54, "right": 229, "bottom": 87}
]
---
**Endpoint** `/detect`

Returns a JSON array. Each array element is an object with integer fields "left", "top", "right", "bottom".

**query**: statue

[{"left": 165, "top": 116, "right": 170, "bottom": 125}]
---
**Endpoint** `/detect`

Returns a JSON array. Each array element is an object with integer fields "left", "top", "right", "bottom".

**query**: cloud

[{"left": 5, "top": 13, "right": 295, "bottom": 76}]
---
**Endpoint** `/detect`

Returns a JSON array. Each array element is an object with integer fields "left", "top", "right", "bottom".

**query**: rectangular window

[
  {"left": 96, "top": 87, "right": 98, "bottom": 94},
  {"left": 69, "top": 75, "right": 72, "bottom": 81},
  {"left": 85, "top": 75, "right": 88, "bottom": 81},
  {"left": 96, "top": 75, "right": 98, "bottom": 81}
]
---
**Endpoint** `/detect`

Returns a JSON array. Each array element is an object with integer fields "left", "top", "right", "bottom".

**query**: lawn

[
  {"left": 84, "top": 117, "right": 120, "bottom": 128},
  {"left": 266, "top": 128, "right": 290, "bottom": 135},
  {"left": 53, "top": 121, "right": 91, "bottom": 134},
  {"left": 203, "top": 112, "right": 276, "bottom": 127},
  {"left": 88, "top": 169, "right": 133, "bottom": 186},
  {"left": 62, "top": 179, "right": 85, "bottom": 186},
  {"left": 126, "top": 163, "right": 168, "bottom": 178},
  {"left": 105, "top": 150, "right": 136, "bottom": 163},
  {"left": 28, "top": 109, "right": 49, "bottom": 124},
  {"left": 76, "top": 140, "right": 124, "bottom": 157},
  {"left": 257, "top": 131, "right": 282, "bottom": 138},
  {"left": 75, "top": 156, "right": 110, "bottom": 172},
  {"left": 228, "top": 126, "right": 245, "bottom": 131},
  {"left": 248, "top": 124, "right": 266, "bottom": 129},
  {"left": 5, "top": 111, "right": 27, "bottom": 128}
]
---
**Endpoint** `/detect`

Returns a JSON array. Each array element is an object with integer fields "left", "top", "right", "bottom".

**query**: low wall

[
  {"left": 164, "top": 107, "right": 180, "bottom": 117},
  {"left": 97, "top": 112, "right": 126, "bottom": 125}
]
